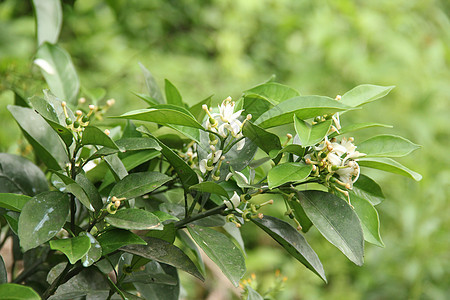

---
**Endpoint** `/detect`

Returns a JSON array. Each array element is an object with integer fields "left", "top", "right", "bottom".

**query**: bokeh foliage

[{"left": 0, "top": 0, "right": 448, "bottom": 299}]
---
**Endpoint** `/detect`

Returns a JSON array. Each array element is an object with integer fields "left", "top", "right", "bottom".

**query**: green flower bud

[
  {"left": 73, "top": 121, "right": 80, "bottom": 128},
  {"left": 65, "top": 117, "right": 72, "bottom": 125},
  {"left": 82, "top": 115, "right": 90, "bottom": 123}
]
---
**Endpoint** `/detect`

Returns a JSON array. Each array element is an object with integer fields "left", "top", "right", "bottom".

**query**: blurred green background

[{"left": 0, "top": 0, "right": 449, "bottom": 299}]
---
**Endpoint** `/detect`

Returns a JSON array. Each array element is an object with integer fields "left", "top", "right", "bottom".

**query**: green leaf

[
  {"left": 133, "top": 91, "right": 159, "bottom": 106},
  {"left": 244, "top": 82, "right": 300, "bottom": 104},
  {"left": 294, "top": 116, "right": 332, "bottom": 146},
  {"left": 0, "top": 154, "right": 48, "bottom": 196},
  {"left": 255, "top": 96, "right": 352, "bottom": 128},
  {"left": 241, "top": 95, "right": 273, "bottom": 121},
  {"left": 268, "top": 163, "right": 313, "bottom": 189},
  {"left": 97, "top": 229, "right": 147, "bottom": 255},
  {"left": 242, "top": 121, "right": 282, "bottom": 156},
  {"left": 189, "top": 95, "right": 212, "bottom": 122},
  {"left": 81, "top": 126, "right": 119, "bottom": 149},
  {"left": 138, "top": 127, "right": 198, "bottom": 190},
  {"left": 0, "top": 194, "right": 30, "bottom": 212},
  {"left": 139, "top": 63, "right": 164, "bottom": 104},
  {"left": 251, "top": 215, "right": 326, "bottom": 282},
  {"left": 298, "top": 191, "right": 364, "bottom": 265},
  {"left": 188, "top": 224, "right": 245, "bottom": 287},
  {"left": 33, "top": 0, "right": 62, "bottom": 45},
  {"left": 18, "top": 191, "right": 69, "bottom": 251},
  {"left": 35, "top": 43, "right": 79, "bottom": 104},
  {"left": 352, "top": 174, "right": 385, "bottom": 205},
  {"left": 357, "top": 134, "right": 421, "bottom": 157},
  {"left": 177, "top": 230, "right": 205, "bottom": 275},
  {"left": 104, "top": 154, "right": 128, "bottom": 182},
  {"left": 350, "top": 193, "right": 384, "bottom": 247},
  {"left": 133, "top": 263, "right": 179, "bottom": 300},
  {"left": 269, "top": 144, "right": 305, "bottom": 159},
  {"left": 50, "top": 235, "right": 91, "bottom": 264},
  {"left": 329, "top": 122, "right": 392, "bottom": 138},
  {"left": 153, "top": 211, "right": 179, "bottom": 223},
  {"left": 4, "top": 211, "right": 20, "bottom": 234},
  {"left": 341, "top": 84, "right": 395, "bottom": 107},
  {"left": 146, "top": 222, "right": 176, "bottom": 244},
  {"left": 121, "top": 237, "right": 204, "bottom": 281},
  {"left": 0, "top": 256, "right": 7, "bottom": 284},
  {"left": 116, "top": 107, "right": 204, "bottom": 129},
  {"left": 29, "top": 96, "right": 73, "bottom": 147},
  {"left": 105, "top": 208, "right": 162, "bottom": 230},
  {"left": 288, "top": 199, "right": 313, "bottom": 233},
  {"left": 116, "top": 137, "right": 161, "bottom": 151},
  {"left": 358, "top": 157, "right": 422, "bottom": 181},
  {"left": 110, "top": 171, "right": 172, "bottom": 199},
  {"left": 189, "top": 182, "right": 229, "bottom": 198},
  {"left": 123, "top": 261, "right": 177, "bottom": 285},
  {"left": 79, "top": 232, "right": 102, "bottom": 267},
  {"left": 164, "top": 79, "right": 183, "bottom": 106},
  {"left": 247, "top": 286, "right": 264, "bottom": 300},
  {"left": 0, "top": 283, "right": 40, "bottom": 300},
  {"left": 51, "top": 172, "right": 95, "bottom": 212},
  {"left": 75, "top": 173, "right": 103, "bottom": 212},
  {"left": 8, "top": 105, "right": 68, "bottom": 170}
]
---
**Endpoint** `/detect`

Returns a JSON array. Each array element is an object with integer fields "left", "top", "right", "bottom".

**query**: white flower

[
  {"left": 336, "top": 160, "right": 361, "bottom": 188},
  {"left": 199, "top": 150, "right": 222, "bottom": 174},
  {"left": 224, "top": 191, "right": 241, "bottom": 209}
]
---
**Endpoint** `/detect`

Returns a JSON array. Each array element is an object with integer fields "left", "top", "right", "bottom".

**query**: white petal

[
  {"left": 236, "top": 138, "right": 245, "bottom": 150},
  {"left": 199, "top": 159, "right": 207, "bottom": 174},
  {"left": 34, "top": 58, "right": 55, "bottom": 75},
  {"left": 234, "top": 171, "right": 249, "bottom": 184},
  {"left": 327, "top": 153, "right": 342, "bottom": 166}
]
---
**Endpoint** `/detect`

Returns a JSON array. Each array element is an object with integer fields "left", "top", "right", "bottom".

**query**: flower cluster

[{"left": 62, "top": 101, "right": 96, "bottom": 133}]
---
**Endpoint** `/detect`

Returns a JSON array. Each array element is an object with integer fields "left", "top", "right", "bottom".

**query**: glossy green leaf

[
  {"left": 96, "top": 229, "right": 147, "bottom": 255},
  {"left": 116, "top": 137, "right": 161, "bottom": 151},
  {"left": 0, "top": 256, "right": 6, "bottom": 284},
  {"left": 138, "top": 127, "right": 198, "bottom": 190},
  {"left": 244, "top": 82, "right": 300, "bottom": 104},
  {"left": 0, "top": 283, "right": 40, "bottom": 300},
  {"left": 146, "top": 222, "right": 176, "bottom": 244},
  {"left": 177, "top": 230, "right": 205, "bottom": 275},
  {"left": 50, "top": 235, "right": 91, "bottom": 264},
  {"left": 81, "top": 126, "right": 119, "bottom": 149},
  {"left": 164, "top": 79, "right": 183, "bottom": 106},
  {"left": 329, "top": 122, "right": 392, "bottom": 138},
  {"left": 121, "top": 237, "right": 204, "bottom": 281},
  {"left": 104, "top": 153, "right": 128, "bottom": 182},
  {"left": 35, "top": 42, "right": 79, "bottom": 104},
  {"left": 269, "top": 144, "right": 305, "bottom": 159},
  {"left": 139, "top": 63, "right": 164, "bottom": 104},
  {"left": 0, "top": 193, "right": 30, "bottom": 212},
  {"left": 357, "top": 134, "right": 421, "bottom": 157},
  {"left": 241, "top": 95, "right": 273, "bottom": 120},
  {"left": 242, "top": 121, "right": 282, "bottom": 156},
  {"left": 189, "top": 95, "right": 213, "bottom": 122},
  {"left": 29, "top": 96, "right": 73, "bottom": 146},
  {"left": 133, "top": 91, "right": 159, "bottom": 106},
  {"left": 123, "top": 261, "right": 177, "bottom": 285},
  {"left": 110, "top": 171, "right": 171, "bottom": 199},
  {"left": 294, "top": 116, "right": 332, "bottom": 146},
  {"left": 33, "top": 0, "right": 62, "bottom": 45},
  {"left": 252, "top": 215, "right": 326, "bottom": 282},
  {"left": 352, "top": 174, "right": 385, "bottom": 205},
  {"left": 105, "top": 208, "right": 162, "bottom": 230},
  {"left": 247, "top": 286, "right": 264, "bottom": 300},
  {"left": 51, "top": 172, "right": 95, "bottom": 211},
  {"left": 8, "top": 105, "right": 68, "bottom": 170},
  {"left": 341, "top": 84, "right": 394, "bottom": 107},
  {"left": 134, "top": 263, "right": 179, "bottom": 300},
  {"left": 298, "top": 190, "right": 364, "bottom": 265},
  {"left": 153, "top": 211, "right": 179, "bottom": 223},
  {"left": 18, "top": 191, "right": 69, "bottom": 251},
  {"left": 4, "top": 211, "right": 19, "bottom": 234},
  {"left": 189, "top": 182, "right": 229, "bottom": 198},
  {"left": 75, "top": 173, "right": 103, "bottom": 212},
  {"left": 116, "top": 107, "right": 204, "bottom": 129},
  {"left": 288, "top": 199, "right": 313, "bottom": 233},
  {"left": 350, "top": 193, "right": 384, "bottom": 247},
  {"left": 268, "top": 163, "right": 313, "bottom": 189},
  {"left": 255, "top": 96, "right": 352, "bottom": 128},
  {"left": 358, "top": 157, "right": 422, "bottom": 181},
  {"left": 188, "top": 224, "right": 245, "bottom": 287},
  {"left": 79, "top": 232, "right": 102, "bottom": 267}
]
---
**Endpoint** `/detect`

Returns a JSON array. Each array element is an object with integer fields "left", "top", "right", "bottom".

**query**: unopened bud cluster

[
  {"left": 62, "top": 101, "right": 96, "bottom": 133},
  {"left": 106, "top": 196, "right": 126, "bottom": 214}
]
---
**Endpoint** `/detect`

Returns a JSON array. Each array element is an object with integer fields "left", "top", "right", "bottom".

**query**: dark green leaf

[
  {"left": 51, "top": 172, "right": 95, "bottom": 211},
  {"left": 241, "top": 95, "right": 273, "bottom": 120},
  {"left": 75, "top": 173, "right": 103, "bottom": 212},
  {"left": 329, "top": 122, "right": 392, "bottom": 138},
  {"left": 4, "top": 211, "right": 20, "bottom": 234},
  {"left": 294, "top": 116, "right": 332, "bottom": 146},
  {"left": 8, "top": 105, "right": 68, "bottom": 170},
  {"left": 350, "top": 193, "right": 384, "bottom": 247},
  {"left": 0, "top": 154, "right": 48, "bottom": 196},
  {"left": 341, "top": 84, "right": 395, "bottom": 107},
  {"left": 0, "top": 256, "right": 7, "bottom": 284},
  {"left": 0, "top": 283, "right": 40, "bottom": 300},
  {"left": 177, "top": 230, "right": 205, "bottom": 275},
  {"left": 79, "top": 232, "right": 102, "bottom": 267},
  {"left": 110, "top": 171, "right": 172, "bottom": 199},
  {"left": 242, "top": 121, "right": 281, "bottom": 156},
  {"left": 352, "top": 174, "right": 385, "bottom": 205},
  {"left": 164, "top": 79, "right": 183, "bottom": 106},
  {"left": 33, "top": 0, "right": 62, "bottom": 45},
  {"left": 123, "top": 261, "right": 177, "bottom": 285},
  {"left": 18, "top": 191, "right": 69, "bottom": 251},
  {"left": 105, "top": 208, "right": 162, "bottom": 230},
  {"left": 252, "top": 215, "right": 326, "bottom": 282},
  {"left": 255, "top": 96, "right": 352, "bottom": 128},
  {"left": 358, "top": 157, "right": 422, "bottom": 181},
  {"left": 153, "top": 211, "right": 179, "bottom": 223},
  {"left": 81, "top": 126, "right": 119, "bottom": 149},
  {"left": 268, "top": 163, "right": 313, "bottom": 189},
  {"left": 104, "top": 154, "right": 128, "bottom": 182},
  {"left": 0, "top": 193, "right": 30, "bottom": 212},
  {"left": 49, "top": 235, "right": 91, "bottom": 264},
  {"left": 269, "top": 144, "right": 305, "bottom": 159},
  {"left": 134, "top": 263, "right": 179, "bottom": 300},
  {"left": 298, "top": 191, "right": 364, "bottom": 265},
  {"left": 121, "top": 237, "right": 204, "bottom": 281},
  {"left": 35, "top": 43, "right": 79, "bottom": 104},
  {"left": 188, "top": 224, "right": 245, "bottom": 287},
  {"left": 288, "top": 199, "right": 313, "bottom": 233},
  {"left": 357, "top": 134, "right": 421, "bottom": 157},
  {"left": 139, "top": 63, "right": 164, "bottom": 104},
  {"left": 146, "top": 222, "right": 176, "bottom": 244},
  {"left": 97, "top": 229, "right": 147, "bottom": 255},
  {"left": 189, "top": 182, "right": 229, "bottom": 198}
]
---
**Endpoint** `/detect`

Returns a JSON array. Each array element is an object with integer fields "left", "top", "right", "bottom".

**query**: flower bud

[{"left": 65, "top": 117, "right": 72, "bottom": 125}]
